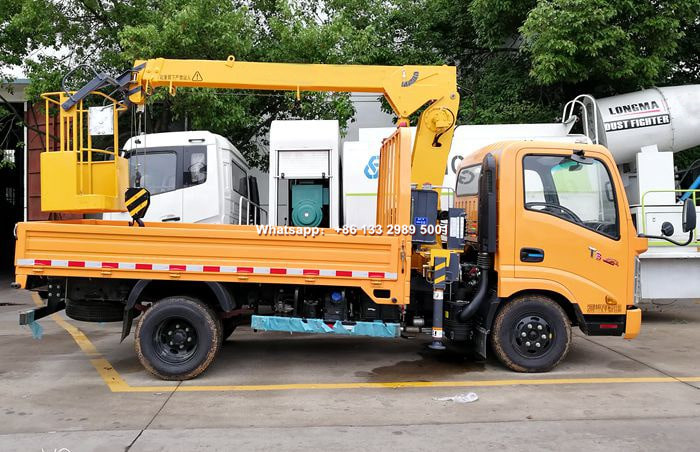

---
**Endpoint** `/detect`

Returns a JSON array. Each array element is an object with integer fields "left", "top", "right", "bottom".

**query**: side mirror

[
  {"left": 661, "top": 222, "right": 674, "bottom": 237},
  {"left": 639, "top": 202, "right": 695, "bottom": 246},
  {"left": 682, "top": 198, "right": 696, "bottom": 232}
]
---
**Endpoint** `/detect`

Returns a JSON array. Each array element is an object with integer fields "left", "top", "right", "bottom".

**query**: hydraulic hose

[{"left": 457, "top": 252, "right": 491, "bottom": 322}]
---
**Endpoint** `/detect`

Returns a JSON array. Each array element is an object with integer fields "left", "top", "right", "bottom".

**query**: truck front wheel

[
  {"left": 135, "top": 296, "right": 222, "bottom": 380},
  {"left": 491, "top": 295, "right": 571, "bottom": 372}
]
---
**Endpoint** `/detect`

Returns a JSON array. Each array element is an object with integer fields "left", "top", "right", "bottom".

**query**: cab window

[
  {"left": 184, "top": 148, "right": 207, "bottom": 186},
  {"left": 232, "top": 163, "right": 248, "bottom": 197},
  {"left": 523, "top": 155, "right": 619, "bottom": 239}
]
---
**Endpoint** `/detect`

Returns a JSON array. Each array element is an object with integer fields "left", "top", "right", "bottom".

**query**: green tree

[
  {"left": 520, "top": 0, "right": 700, "bottom": 93},
  {"left": 2, "top": 0, "right": 381, "bottom": 167},
  {"left": 2, "top": 0, "right": 699, "bottom": 167}
]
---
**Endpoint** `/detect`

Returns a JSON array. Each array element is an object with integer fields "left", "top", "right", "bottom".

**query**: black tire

[
  {"left": 222, "top": 318, "right": 237, "bottom": 341},
  {"left": 65, "top": 299, "right": 124, "bottom": 323},
  {"left": 135, "top": 296, "right": 222, "bottom": 380},
  {"left": 490, "top": 295, "right": 571, "bottom": 372}
]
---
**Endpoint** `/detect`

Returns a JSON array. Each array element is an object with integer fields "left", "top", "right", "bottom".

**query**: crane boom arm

[
  {"left": 124, "top": 56, "right": 460, "bottom": 186},
  {"left": 127, "top": 56, "right": 454, "bottom": 118}
]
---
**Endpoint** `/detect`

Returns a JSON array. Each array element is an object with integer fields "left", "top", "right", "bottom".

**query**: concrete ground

[{"left": 1, "top": 278, "right": 699, "bottom": 451}]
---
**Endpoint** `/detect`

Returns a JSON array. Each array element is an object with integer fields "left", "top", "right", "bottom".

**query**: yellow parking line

[{"left": 32, "top": 293, "right": 700, "bottom": 393}]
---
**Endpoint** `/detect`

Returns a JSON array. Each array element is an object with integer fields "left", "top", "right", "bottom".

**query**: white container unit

[{"left": 268, "top": 120, "right": 340, "bottom": 228}]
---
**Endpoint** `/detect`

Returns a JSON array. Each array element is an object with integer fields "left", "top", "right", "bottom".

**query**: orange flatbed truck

[{"left": 13, "top": 58, "right": 696, "bottom": 380}]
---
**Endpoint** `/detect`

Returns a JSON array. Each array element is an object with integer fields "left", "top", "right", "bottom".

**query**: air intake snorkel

[{"left": 458, "top": 153, "right": 496, "bottom": 322}]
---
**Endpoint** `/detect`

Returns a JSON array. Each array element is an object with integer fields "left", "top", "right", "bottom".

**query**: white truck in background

[
  {"left": 341, "top": 122, "right": 591, "bottom": 226},
  {"left": 103, "top": 131, "right": 265, "bottom": 225}
]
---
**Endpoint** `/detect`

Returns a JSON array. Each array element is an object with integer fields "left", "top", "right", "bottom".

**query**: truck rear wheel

[
  {"left": 135, "top": 296, "right": 222, "bottom": 380},
  {"left": 490, "top": 295, "right": 571, "bottom": 372}
]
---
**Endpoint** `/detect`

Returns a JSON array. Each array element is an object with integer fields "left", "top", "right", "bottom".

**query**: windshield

[
  {"left": 523, "top": 155, "right": 619, "bottom": 239},
  {"left": 128, "top": 151, "right": 177, "bottom": 195},
  {"left": 127, "top": 146, "right": 208, "bottom": 195}
]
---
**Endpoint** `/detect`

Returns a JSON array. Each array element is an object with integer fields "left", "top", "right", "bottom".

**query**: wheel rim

[
  {"left": 511, "top": 314, "right": 553, "bottom": 358},
  {"left": 153, "top": 317, "right": 198, "bottom": 364}
]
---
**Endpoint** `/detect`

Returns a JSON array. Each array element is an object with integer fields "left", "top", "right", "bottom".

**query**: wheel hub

[
  {"left": 172, "top": 330, "right": 187, "bottom": 345},
  {"left": 154, "top": 318, "right": 198, "bottom": 363},
  {"left": 513, "top": 315, "right": 552, "bottom": 357}
]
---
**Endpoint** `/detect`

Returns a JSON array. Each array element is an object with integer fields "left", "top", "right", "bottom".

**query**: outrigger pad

[{"left": 125, "top": 187, "right": 150, "bottom": 227}]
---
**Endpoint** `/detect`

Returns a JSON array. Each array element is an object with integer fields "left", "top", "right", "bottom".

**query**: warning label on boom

[
  {"left": 192, "top": 71, "right": 203, "bottom": 82},
  {"left": 604, "top": 114, "right": 670, "bottom": 132}
]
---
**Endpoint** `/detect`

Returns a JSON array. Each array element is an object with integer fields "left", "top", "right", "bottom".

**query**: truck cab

[
  {"left": 451, "top": 140, "right": 649, "bottom": 371},
  {"left": 104, "top": 131, "right": 263, "bottom": 225}
]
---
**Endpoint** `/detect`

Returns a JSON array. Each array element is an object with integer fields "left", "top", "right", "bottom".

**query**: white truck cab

[{"left": 104, "top": 131, "right": 263, "bottom": 224}]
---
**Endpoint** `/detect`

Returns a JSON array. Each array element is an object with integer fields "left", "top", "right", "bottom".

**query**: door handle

[
  {"left": 161, "top": 215, "right": 181, "bottom": 222},
  {"left": 520, "top": 248, "right": 544, "bottom": 263}
]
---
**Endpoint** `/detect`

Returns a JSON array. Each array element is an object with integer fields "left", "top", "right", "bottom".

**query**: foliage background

[{"left": 1, "top": 0, "right": 699, "bottom": 169}]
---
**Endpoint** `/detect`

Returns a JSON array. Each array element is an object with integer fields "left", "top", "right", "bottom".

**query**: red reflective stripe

[
  {"left": 31, "top": 259, "right": 392, "bottom": 281},
  {"left": 600, "top": 324, "right": 619, "bottom": 329}
]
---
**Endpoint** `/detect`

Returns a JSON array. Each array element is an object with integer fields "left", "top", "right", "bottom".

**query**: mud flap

[{"left": 474, "top": 326, "right": 489, "bottom": 359}]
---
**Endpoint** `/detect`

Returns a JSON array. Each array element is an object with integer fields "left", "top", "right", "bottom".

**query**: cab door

[
  {"left": 128, "top": 147, "right": 183, "bottom": 223},
  {"left": 181, "top": 145, "right": 215, "bottom": 223},
  {"left": 514, "top": 149, "right": 629, "bottom": 314}
]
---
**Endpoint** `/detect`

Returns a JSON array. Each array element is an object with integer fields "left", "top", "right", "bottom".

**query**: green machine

[{"left": 290, "top": 182, "right": 330, "bottom": 227}]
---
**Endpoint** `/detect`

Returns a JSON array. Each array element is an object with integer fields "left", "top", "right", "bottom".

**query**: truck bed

[{"left": 14, "top": 220, "right": 410, "bottom": 305}]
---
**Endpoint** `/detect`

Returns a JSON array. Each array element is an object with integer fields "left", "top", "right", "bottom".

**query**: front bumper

[
  {"left": 623, "top": 306, "right": 642, "bottom": 339},
  {"left": 574, "top": 305, "right": 642, "bottom": 339}
]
